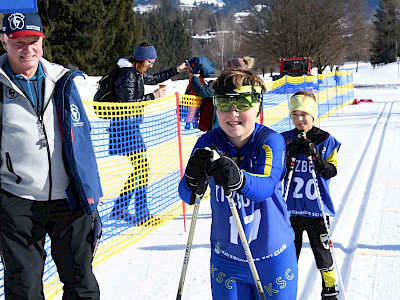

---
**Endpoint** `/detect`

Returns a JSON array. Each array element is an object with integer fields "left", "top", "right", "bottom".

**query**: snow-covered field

[{"left": 61, "top": 62, "right": 400, "bottom": 300}]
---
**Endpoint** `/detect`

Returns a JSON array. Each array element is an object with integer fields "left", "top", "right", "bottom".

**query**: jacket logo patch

[
  {"left": 5, "top": 87, "right": 18, "bottom": 99},
  {"left": 70, "top": 104, "right": 84, "bottom": 127},
  {"left": 71, "top": 104, "right": 80, "bottom": 122}
]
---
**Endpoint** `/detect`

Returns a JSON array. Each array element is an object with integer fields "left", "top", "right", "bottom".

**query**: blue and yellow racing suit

[{"left": 179, "top": 123, "right": 298, "bottom": 299}]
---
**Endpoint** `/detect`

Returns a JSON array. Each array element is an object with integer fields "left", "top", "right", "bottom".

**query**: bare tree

[
  {"left": 198, "top": 13, "right": 242, "bottom": 71},
  {"left": 241, "top": 0, "right": 369, "bottom": 73}
]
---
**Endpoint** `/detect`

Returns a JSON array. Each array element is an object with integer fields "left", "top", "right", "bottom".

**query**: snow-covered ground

[{"left": 61, "top": 62, "right": 400, "bottom": 300}]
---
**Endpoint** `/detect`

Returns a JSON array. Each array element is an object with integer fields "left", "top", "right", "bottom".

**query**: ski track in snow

[{"left": 298, "top": 98, "right": 399, "bottom": 299}]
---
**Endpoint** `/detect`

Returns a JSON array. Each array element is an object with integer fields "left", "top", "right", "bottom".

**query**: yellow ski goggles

[
  {"left": 214, "top": 85, "right": 262, "bottom": 112},
  {"left": 214, "top": 96, "right": 255, "bottom": 112},
  {"left": 213, "top": 85, "right": 262, "bottom": 113}
]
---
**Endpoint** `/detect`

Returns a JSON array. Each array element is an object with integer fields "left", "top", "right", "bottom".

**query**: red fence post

[{"left": 175, "top": 92, "right": 186, "bottom": 231}]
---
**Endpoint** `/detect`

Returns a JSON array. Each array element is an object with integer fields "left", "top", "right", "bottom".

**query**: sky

[{"left": 55, "top": 61, "right": 400, "bottom": 300}]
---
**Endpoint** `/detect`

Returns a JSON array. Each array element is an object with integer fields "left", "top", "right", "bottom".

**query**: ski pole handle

[
  {"left": 209, "top": 150, "right": 232, "bottom": 197},
  {"left": 209, "top": 149, "right": 220, "bottom": 162},
  {"left": 298, "top": 131, "right": 318, "bottom": 173},
  {"left": 192, "top": 146, "right": 215, "bottom": 200},
  {"left": 297, "top": 131, "right": 306, "bottom": 140}
]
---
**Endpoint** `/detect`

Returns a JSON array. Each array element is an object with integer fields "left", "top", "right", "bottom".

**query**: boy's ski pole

[
  {"left": 225, "top": 190, "right": 267, "bottom": 300},
  {"left": 177, "top": 147, "right": 214, "bottom": 300},
  {"left": 283, "top": 157, "right": 296, "bottom": 202},
  {"left": 176, "top": 182, "right": 207, "bottom": 300},
  {"left": 306, "top": 153, "right": 346, "bottom": 299},
  {"left": 211, "top": 150, "right": 267, "bottom": 300}
]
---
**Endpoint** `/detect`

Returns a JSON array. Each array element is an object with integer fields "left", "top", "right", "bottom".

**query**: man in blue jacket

[{"left": 0, "top": 12, "right": 102, "bottom": 299}]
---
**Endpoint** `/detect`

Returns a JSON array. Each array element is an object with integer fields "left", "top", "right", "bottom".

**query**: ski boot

[{"left": 321, "top": 285, "right": 339, "bottom": 300}]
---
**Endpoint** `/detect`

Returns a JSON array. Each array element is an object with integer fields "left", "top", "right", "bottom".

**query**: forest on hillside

[{"left": 0, "top": 0, "right": 398, "bottom": 76}]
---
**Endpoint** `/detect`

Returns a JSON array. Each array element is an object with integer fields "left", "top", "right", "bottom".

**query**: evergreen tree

[
  {"left": 38, "top": 0, "right": 142, "bottom": 75},
  {"left": 138, "top": 0, "right": 192, "bottom": 73},
  {"left": 370, "top": 0, "right": 400, "bottom": 64}
]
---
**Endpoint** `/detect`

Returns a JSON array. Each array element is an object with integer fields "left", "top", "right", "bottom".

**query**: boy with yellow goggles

[
  {"left": 213, "top": 85, "right": 263, "bottom": 114},
  {"left": 179, "top": 68, "right": 298, "bottom": 300}
]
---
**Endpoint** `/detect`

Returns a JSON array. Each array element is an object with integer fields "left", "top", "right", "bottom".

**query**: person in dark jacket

[
  {"left": 109, "top": 42, "right": 188, "bottom": 225},
  {"left": 0, "top": 12, "right": 102, "bottom": 299}
]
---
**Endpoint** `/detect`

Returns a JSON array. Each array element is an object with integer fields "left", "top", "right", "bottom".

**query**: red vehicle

[{"left": 272, "top": 57, "right": 313, "bottom": 80}]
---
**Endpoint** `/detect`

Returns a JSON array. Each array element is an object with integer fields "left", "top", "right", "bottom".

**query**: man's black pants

[{"left": 0, "top": 189, "right": 100, "bottom": 300}]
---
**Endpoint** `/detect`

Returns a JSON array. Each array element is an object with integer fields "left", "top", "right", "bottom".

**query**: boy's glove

[
  {"left": 302, "top": 139, "right": 318, "bottom": 157},
  {"left": 301, "top": 139, "right": 337, "bottom": 178},
  {"left": 286, "top": 140, "right": 302, "bottom": 158},
  {"left": 207, "top": 156, "right": 245, "bottom": 192},
  {"left": 185, "top": 148, "right": 212, "bottom": 193}
]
